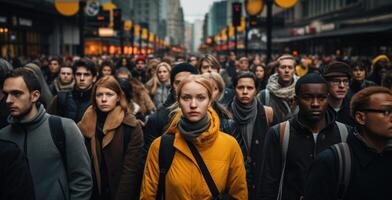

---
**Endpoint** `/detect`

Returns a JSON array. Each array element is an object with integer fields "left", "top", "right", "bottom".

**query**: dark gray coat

[{"left": 0, "top": 105, "right": 92, "bottom": 200}]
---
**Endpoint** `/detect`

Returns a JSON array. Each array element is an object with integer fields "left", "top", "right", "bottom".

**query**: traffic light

[
  {"left": 249, "top": 16, "right": 259, "bottom": 28},
  {"left": 113, "top": 9, "right": 122, "bottom": 30},
  {"left": 97, "top": 10, "right": 110, "bottom": 27},
  {"left": 232, "top": 2, "right": 242, "bottom": 27}
]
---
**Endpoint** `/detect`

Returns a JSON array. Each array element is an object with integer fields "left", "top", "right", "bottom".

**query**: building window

[
  {"left": 346, "top": 0, "right": 359, "bottom": 5},
  {"left": 302, "top": 0, "right": 309, "bottom": 18}
]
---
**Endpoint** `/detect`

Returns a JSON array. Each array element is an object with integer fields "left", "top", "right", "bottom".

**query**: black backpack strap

[
  {"left": 48, "top": 116, "right": 67, "bottom": 168},
  {"left": 330, "top": 143, "right": 351, "bottom": 200},
  {"left": 156, "top": 134, "right": 175, "bottom": 200},
  {"left": 185, "top": 140, "right": 220, "bottom": 198}
]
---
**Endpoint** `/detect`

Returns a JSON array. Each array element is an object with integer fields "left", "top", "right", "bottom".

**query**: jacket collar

[
  {"left": 78, "top": 105, "right": 136, "bottom": 148},
  {"left": 73, "top": 86, "right": 93, "bottom": 101},
  {"left": 349, "top": 132, "right": 392, "bottom": 167},
  {"left": 291, "top": 111, "right": 336, "bottom": 135},
  {"left": 8, "top": 104, "right": 48, "bottom": 130},
  {"left": 165, "top": 108, "right": 220, "bottom": 164}
]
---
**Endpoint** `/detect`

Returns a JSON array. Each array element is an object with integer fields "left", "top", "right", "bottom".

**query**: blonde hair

[
  {"left": 176, "top": 75, "right": 213, "bottom": 100},
  {"left": 92, "top": 76, "right": 128, "bottom": 111},
  {"left": 201, "top": 72, "right": 225, "bottom": 100},
  {"left": 277, "top": 54, "right": 296, "bottom": 65},
  {"left": 156, "top": 62, "right": 171, "bottom": 75}
]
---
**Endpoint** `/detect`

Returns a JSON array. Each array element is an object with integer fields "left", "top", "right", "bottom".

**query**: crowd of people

[{"left": 0, "top": 51, "right": 391, "bottom": 200}]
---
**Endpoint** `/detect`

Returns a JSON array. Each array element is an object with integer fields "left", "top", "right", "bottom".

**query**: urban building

[
  {"left": 207, "top": 1, "right": 228, "bottom": 37},
  {"left": 165, "top": 0, "right": 185, "bottom": 45},
  {"left": 271, "top": 0, "right": 392, "bottom": 55},
  {"left": 185, "top": 22, "right": 194, "bottom": 53},
  {"left": 193, "top": 19, "right": 204, "bottom": 52},
  {"left": 0, "top": 0, "right": 80, "bottom": 58},
  {"left": 130, "top": 0, "right": 160, "bottom": 35}
]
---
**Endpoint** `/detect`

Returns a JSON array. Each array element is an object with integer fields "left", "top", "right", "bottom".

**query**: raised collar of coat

[
  {"left": 291, "top": 111, "right": 336, "bottom": 135},
  {"left": 78, "top": 105, "right": 137, "bottom": 148},
  {"left": 165, "top": 107, "right": 220, "bottom": 150}
]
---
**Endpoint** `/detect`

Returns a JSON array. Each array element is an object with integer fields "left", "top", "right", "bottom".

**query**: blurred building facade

[
  {"left": 272, "top": 0, "right": 392, "bottom": 55},
  {"left": 0, "top": 0, "right": 80, "bottom": 58}
]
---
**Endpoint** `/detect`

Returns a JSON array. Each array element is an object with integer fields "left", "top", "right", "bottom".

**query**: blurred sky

[{"left": 181, "top": 0, "right": 219, "bottom": 23}]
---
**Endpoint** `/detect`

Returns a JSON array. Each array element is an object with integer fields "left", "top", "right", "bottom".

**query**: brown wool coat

[{"left": 78, "top": 106, "right": 144, "bottom": 200}]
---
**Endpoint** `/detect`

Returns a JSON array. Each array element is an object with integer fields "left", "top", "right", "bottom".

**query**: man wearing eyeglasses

[
  {"left": 323, "top": 61, "right": 355, "bottom": 126},
  {"left": 304, "top": 86, "right": 392, "bottom": 200}
]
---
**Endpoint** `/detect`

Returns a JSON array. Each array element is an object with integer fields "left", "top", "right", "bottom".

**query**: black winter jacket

[
  {"left": 258, "top": 113, "right": 354, "bottom": 200},
  {"left": 327, "top": 96, "right": 355, "bottom": 127},
  {"left": 230, "top": 100, "right": 276, "bottom": 200},
  {"left": 304, "top": 133, "right": 392, "bottom": 200},
  {"left": 48, "top": 88, "right": 92, "bottom": 123},
  {"left": 211, "top": 101, "right": 236, "bottom": 135},
  {"left": 0, "top": 139, "right": 35, "bottom": 200},
  {"left": 143, "top": 91, "right": 176, "bottom": 153}
]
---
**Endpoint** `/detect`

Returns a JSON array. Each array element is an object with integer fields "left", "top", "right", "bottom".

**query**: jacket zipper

[{"left": 22, "top": 126, "right": 29, "bottom": 164}]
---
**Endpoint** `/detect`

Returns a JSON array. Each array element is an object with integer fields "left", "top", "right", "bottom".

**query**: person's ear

[
  {"left": 31, "top": 90, "right": 40, "bottom": 103},
  {"left": 294, "top": 95, "right": 299, "bottom": 104},
  {"left": 354, "top": 111, "right": 366, "bottom": 126},
  {"left": 93, "top": 76, "right": 97, "bottom": 83}
]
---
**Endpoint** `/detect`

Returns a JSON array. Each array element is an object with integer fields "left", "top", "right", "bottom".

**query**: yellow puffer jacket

[{"left": 140, "top": 108, "right": 248, "bottom": 200}]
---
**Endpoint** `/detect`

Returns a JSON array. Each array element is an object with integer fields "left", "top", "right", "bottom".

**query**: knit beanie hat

[{"left": 170, "top": 63, "right": 199, "bottom": 86}]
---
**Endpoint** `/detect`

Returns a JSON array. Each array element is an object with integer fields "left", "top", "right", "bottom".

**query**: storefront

[{"left": 0, "top": 0, "right": 79, "bottom": 58}]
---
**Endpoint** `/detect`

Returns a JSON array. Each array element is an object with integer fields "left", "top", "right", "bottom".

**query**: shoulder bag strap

[
  {"left": 277, "top": 120, "right": 290, "bottom": 200},
  {"left": 49, "top": 116, "right": 67, "bottom": 168},
  {"left": 336, "top": 122, "right": 349, "bottom": 142},
  {"left": 156, "top": 134, "right": 175, "bottom": 200},
  {"left": 331, "top": 143, "right": 351, "bottom": 200},
  {"left": 186, "top": 140, "right": 220, "bottom": 198}
]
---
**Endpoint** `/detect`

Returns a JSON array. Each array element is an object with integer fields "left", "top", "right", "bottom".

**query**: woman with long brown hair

[{"left": 78, "top": 76, "right": 144, "bottom": 200}]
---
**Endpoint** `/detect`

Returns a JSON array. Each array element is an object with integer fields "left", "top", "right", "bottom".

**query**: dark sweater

[{"left": 304, "top": 133, "right": 392, "bottom": 200}]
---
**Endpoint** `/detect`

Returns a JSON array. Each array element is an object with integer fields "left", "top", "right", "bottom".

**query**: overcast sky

[{"left": 181, "top": 0, "right": 219, "bottom": 23}]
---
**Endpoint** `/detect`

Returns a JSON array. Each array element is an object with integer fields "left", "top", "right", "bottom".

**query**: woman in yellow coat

[{"left": 140, "top": 75, "right": 248, "bottom": 200}]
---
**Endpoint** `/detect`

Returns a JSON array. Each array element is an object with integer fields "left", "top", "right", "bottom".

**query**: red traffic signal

[
  {"left": 97, "top": 10, "right": 110, "bottom": 27},
  {"left": 232, "top": 2, "right": 242, "bottom": 27}
]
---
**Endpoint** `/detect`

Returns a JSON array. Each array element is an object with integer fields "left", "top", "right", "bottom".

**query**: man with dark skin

[
  {"left": 304, "top": 86, "right": 392, "bottom": 200},
  {"left": 258, "top": 73, "right": 353, "bottom": 200}
]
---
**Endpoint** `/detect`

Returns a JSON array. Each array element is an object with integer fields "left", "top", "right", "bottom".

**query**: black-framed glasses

[
  {"left": 328, "top": 79, "right": 350, "bottom": 86},
  {"left": 359, "top": 109, "right": 392, "bottom": 117}
]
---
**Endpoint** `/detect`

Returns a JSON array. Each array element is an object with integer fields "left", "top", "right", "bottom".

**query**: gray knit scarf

[
  {"left": 231, "top": 97, "right": 257, "bottom": 150},
  {"left": 266, "top": 73, "right": 297, "bottom": 99},
  {"left": 177, "top": 114, "right": 211, "bottom": 142}
]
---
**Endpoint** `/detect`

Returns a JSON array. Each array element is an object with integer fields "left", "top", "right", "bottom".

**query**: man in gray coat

[{"left": 0, "top": 68, "right": 92, "bottom": 200}]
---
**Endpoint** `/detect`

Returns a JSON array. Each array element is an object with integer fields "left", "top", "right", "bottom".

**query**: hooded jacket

[
  {"left": 78, "top": 106, "right": 144, "bottom": 200},
  {"left": 140, "top": 108, "right": 248, "bottom": 200},
  {"left": 0, "top": 105, "right": 92, "bottom": 200}
]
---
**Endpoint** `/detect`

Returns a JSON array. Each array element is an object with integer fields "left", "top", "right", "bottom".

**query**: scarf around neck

[
  {"left": 53, "top": 78, "right": 75, "bottom": 92},
  {"left": 231, "top": 97, "right": 258, "bottom": 150},
  {"left": 177, "top": 114, "right": 211, "bottom": 142},
  {"left": 266, "top": 73, "right": 297, "bottom": 99}
]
